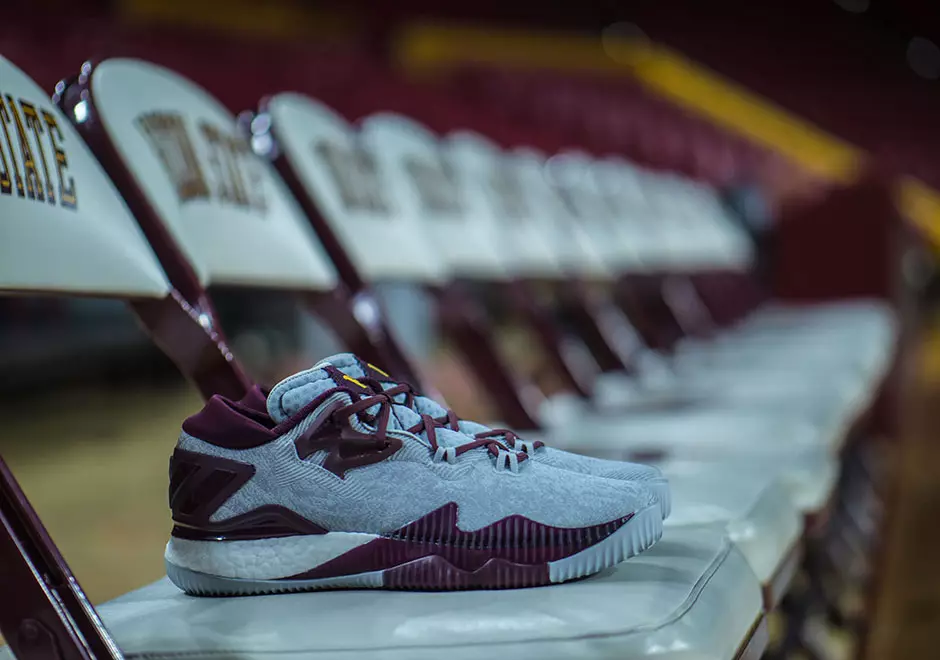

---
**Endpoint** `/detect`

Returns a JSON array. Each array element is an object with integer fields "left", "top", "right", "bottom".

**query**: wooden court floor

[{"left": 2, "top": 344, "right": 939, "bottom": 658}]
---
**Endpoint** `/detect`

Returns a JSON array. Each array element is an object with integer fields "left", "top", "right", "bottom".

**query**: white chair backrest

[
  {"left": 635, "top": 171, "right": 703, "bottom": 269},
  {"left": 589, "top": 157, "right": 670, "bottom": 272},
  {"left": 90, "top": 58, "right": 336, "bottom": 290},
  {"left": 590, "top": 159, "right": 755, "bottom": 274},
  {"left": 360, "top": 113, "right": 507, "bottom": 281},
  {"left": 265, "top": 94, "right": 445, "bottom": 284},
  {"left": 511, "top": 148, "right": 613, "bottom": 281},
  {"left": 545, "top": 151, "right": 649, "bottom": 273},
  {"left": 544, "top": 150, "right": 653, "bottom": 276},
  {"left": 0, "top": 55, "right": 170, "bottom": 298},
  {"left": 644, "top": 172, "right": 754, "bottom": 271},
  {"left": 444, "top": 131, "right": 562, "bottom": 279}
]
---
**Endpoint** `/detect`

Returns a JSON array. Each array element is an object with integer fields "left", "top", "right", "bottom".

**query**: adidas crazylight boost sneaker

[{"left": 165, "top": 361, "right": 662, "bottom": 594}]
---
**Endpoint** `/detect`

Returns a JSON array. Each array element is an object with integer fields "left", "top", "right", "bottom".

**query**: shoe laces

[
  {"left": 332, "top": 387, "right": 529, "bottom": 472},
  {"left": 362, "top": 378, "right": 543, "bottom": 458}
]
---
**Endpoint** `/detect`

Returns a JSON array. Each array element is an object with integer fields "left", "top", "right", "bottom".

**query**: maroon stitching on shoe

[
  {"left": 169, "top": 448, "right": 256, "bottom": 527},
  {"left": 172, "top": 504, "right": 327, "bottom": 541},
  {"left": 287, "top": 502, "right": 635, "bottom": 580}
]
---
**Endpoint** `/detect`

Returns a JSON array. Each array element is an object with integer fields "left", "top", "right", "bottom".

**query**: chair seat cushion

[
  {"left": 30, "top": 526, "right": 761, "bottom": 660},
  {"left": 664, "top": 472, "right": 802, "bottom": 585},
  {"left": 655, "top": 452, "right": 838, "bottom": 518},
  {"left": 586, "top": 370, "right": 867, "bottom": 452},
  {"left": 545, "top": 408, "right": 825, "bottom": 459},
  {"left": 539, "top": 420, "right": 838, "bottom": 518}
]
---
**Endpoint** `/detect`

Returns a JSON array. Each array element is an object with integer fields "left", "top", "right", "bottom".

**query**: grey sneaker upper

[{"left": 174, "top": 359, "right": 655, "bottom": 537}]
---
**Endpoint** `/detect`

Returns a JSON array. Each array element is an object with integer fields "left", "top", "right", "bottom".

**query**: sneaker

[
  {"left": 165, "top": 361, "right": 663, "bottom": 594},
  {"left": 318, "top": 354, "right": 671, "bottom": 519}
]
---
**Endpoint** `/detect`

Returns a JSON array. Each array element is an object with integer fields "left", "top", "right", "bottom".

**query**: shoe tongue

[{"left": 266, "top": 353, "right": 373, "bottom": 423}]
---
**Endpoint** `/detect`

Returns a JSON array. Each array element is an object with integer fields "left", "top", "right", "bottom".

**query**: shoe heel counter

[{"left": 168, "top": 445, "right": 256, "bottom": 529}]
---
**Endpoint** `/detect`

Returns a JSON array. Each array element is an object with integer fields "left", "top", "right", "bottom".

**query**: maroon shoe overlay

[
  {"left": 288, "top": 503, "right": 634, "bottom": 581},
  {"left": 294, "top": 412, "right": 404, "bottom": 479},
  {"left": 172, "top": 504, "right": 327, "bottom": 541},
  {"left": 169, "top": 448, "right": 256, "bottom": 527},
  {"left": 294, "top": 387, "right": 405, "bottom": 479},
  {"left": 170, "top": 447, "right": 327, "bottom": 540}
]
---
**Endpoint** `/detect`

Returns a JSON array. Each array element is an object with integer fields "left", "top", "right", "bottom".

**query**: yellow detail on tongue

[
  {"left": 367, "top": 363, "right": 390, "bottom": 378},
  {"left": 342, "top": 374, "right": 367, "bottom": 389}
]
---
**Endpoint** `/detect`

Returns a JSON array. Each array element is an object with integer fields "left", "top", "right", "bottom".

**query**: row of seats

[
  {"left": 449, "top": 67, "right": 770, "bottom": 185},
  {"left": 0, "top": 52, "right": 896, "bottom": 660}
]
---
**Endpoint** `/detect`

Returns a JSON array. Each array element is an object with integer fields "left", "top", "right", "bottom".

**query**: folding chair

[
  {"left": 246, "top": 91, "right": 448, "bottom": 372},
  {"left": 0, "top": 51, "right": 248, "bottom": 660},
  {"left": 56, "top": 57, "right": 424, "bottom": 390},
  {"left": 0, "top": 55, "right": 770, "bottom": 660}
]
